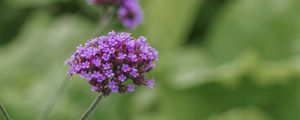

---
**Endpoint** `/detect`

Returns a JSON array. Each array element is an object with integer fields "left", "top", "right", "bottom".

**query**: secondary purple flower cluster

[
  {"left": 118, "top": 0, "right": 143, "bottom": 29},
  {"left": 88, "top": 0, "right": 143, "bottom": 29},
  {"left": 65, "top": 31, "right": 158, "bottom": 96}
]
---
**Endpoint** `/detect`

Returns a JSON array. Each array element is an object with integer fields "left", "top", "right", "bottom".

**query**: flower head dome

[{"left": 65, "top": 31, "right": 158, "bottom": 96}]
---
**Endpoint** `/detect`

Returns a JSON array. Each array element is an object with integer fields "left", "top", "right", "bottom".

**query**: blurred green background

[{"left": 1, "top": 0, "right": 300, "bottom": 120}]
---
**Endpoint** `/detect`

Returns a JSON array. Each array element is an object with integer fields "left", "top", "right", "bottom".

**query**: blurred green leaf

[{"left": 207, "top": 107, "right": 273, "bottom": 120}]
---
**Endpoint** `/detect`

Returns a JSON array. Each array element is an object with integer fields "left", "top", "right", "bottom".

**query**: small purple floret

[
  {"left": 130, "top": 68, "right": 139, "bottom": 78},
  {"left": 128, "top": 84, "right": 135, "bottom": 92},
  {"left": 102, "top": 53, "right": 110, "bottom": 61},
  {"left": 97, "top": 74, "right": 105, "bottom": 82},
  {"left": 108, "top": 81, "right": 119, "bottom": 92},
  {"left": 92, "top": 86, "right": 99, "bottom": 92},
  {"left": 92, "top": 58, "right": 101, "bottom": 67},
  {"left": 82, "top": 61, "right": 90, "bottom": 69},
  {"left": 121, "top": 64, "right": 131, "bottom": 72},
  {"left": 105, "top": 69, "right": 115, "bottom": 78},
  {"left": 117, "top": 53, "right": 126, "bottom": 60},
  {"left": 146, "top": 79, "right": 155, "bottom": 88},
  {"left": 118, "top": 74, "right": 127, "bottom": 81},
  {"left": 103, "top": 63, "right": 111, "bottom": 70},
  {"left": 128, "top": 53, "right": 138, "bottom": 62}
]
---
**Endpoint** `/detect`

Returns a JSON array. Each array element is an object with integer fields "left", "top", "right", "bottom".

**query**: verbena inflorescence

[
  {"left": 88, "top": 0, "right": 143, "bottom": 29},
  {"left": 65, "top": 31, "right": 158, "bottom": 96},
  {"left": 118, "top": 0, "right": 143, "bottom": 29}
]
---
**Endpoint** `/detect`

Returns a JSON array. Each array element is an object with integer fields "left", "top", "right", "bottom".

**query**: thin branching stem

[
  {"left": 80, "top": 93, "right": 104, "bottom": 120},
  {"left": 0, "top": 103, "right": 11, "bottom": 120}
]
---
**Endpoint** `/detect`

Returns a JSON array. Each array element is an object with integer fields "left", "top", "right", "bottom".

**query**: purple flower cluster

[
  {"left": 65, "top": 31, "right": 158, "bottom": 96},
  {"left": 118, "top": 0, "right": 143, "bottom": 29},
  {"left": 88, "top": 0, "right": 143, "bottom": 29}
]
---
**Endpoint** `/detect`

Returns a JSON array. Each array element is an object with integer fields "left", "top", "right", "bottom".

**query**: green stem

[
  {"left": 38, "top": 6, "right": 116, "bottom": 120},
  {"left": 80, "top": 93, "right": 104, "bottom": 120},
  {"left": 79, "top": 7, "right": 114, "bottom": 120},
  {"left": 0, "top": 103, "right": 11, "bottom": 120}
]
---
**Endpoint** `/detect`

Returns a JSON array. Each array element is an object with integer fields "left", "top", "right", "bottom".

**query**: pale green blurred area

[{"left": 1, "top": 0, "right": 300, "bottom": 120}]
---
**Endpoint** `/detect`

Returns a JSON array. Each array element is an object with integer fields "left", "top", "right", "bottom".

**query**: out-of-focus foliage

[{"left": 1, "top": 0, "right": 300, "bottom": 120}]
